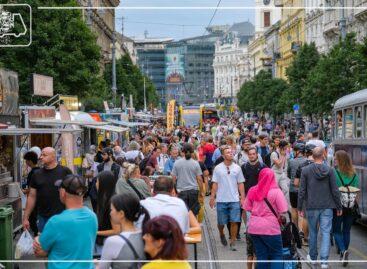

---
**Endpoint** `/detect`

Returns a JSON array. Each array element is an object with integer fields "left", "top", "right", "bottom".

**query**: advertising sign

[
  {"left": 33, "top": 73, "right": 53, "bottom": 97},
  {"left": 166, "top": 99, "right": 175, "bottom": 132},
  {"left": 0, "top": 68, "right": 19, "bottom": 115},
  {"left": 165, "top": 53, "right": 185, "bottom": 84},
  {"left": 59, "top": 95, "right": 79, "bottom": 111}
]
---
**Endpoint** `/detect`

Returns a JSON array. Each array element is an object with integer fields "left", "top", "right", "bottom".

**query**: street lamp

[{"left": 111, "top": 30, "right": 117, "bottom": 107}]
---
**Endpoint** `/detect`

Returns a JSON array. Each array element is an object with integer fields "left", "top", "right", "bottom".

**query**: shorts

[
  {"left": 178, "top": 189, "right": 200, "bottom": 215},
  {"left": 246, "top": 233, "right": 254, "bottom": 257},
  {"left": 216, "top": 202, "right": 241, "bottom": 225},
  {"left": 289, "top": 191, "right": 298, "bottom": 209}
]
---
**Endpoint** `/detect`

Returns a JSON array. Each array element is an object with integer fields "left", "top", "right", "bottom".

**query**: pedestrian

[
  {"left": 156, "top": 143, "right": 169, "bottom": 173},
  {"left": 22, "top": 150, "right": 40, "bottom": 236},
  {"left": 298, "top": 147, "right": 342, "bottom": 268},
  {"left": 287, "top": 143, "right": 307, "bottom": 228},
  {"left": 125, "top": 141, "right": 144, "bottom": 164},
  {"left": 33, "top": 174, "right": 97, "bottom": 269},
  {"left": 333, "top": 150, "right": 360, "bottom": 266},
  {"left": 244, "top": 168, "right": 288, "bottom": 269},
  {"left": 171, "top": 143, "right": 204, "bottom": 216},
  {"left": 241, "top": 147, "right": 267, "bottom": 269},
  {"left": 163, "top": 146, "right": 180, "bottom": 175},
  {"left": 82, "top": 145, "right": 97, "bottom": 180},
  {"left": 115, "top": 164, "right": 151, "bottom": 200},
  {"left": 96, "top": 147, "right": 124, "bottom": 181},
  {"left": 235, "top": 138, "right": 263, "bottom": 166},
  {"left": 306, "top": 131, "right": 326, "bottom": 149},
  {"left": 95, "top": 141, "right": 107, "bottom": 163},
  {"left": 96, "top": 171, "right": 121, "bottom": 254},
  {"left": 23, "top": 147, "right": 72, "bottom": 233},
  {"left": 212, "top": 138, "right": 226, "bottom": 163},
  {"left": 257, "top": 134, "right": 270, "bottom": 163},
  {"left": 210, "top": 146, "right": 245, "bottom": 251},
  {"left": 99, "top": 193, "right": 148, "bottom": 269},
  {"left": 142, "top": 216, "right": 191, "bottom": 269},
  {"left": 271, "top": 140, "right": 290, "bottom": 203}
]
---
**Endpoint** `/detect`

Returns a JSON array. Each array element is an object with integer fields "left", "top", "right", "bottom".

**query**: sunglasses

[{"left": 226, "top": 166, "right": 230, "bottom": 175}]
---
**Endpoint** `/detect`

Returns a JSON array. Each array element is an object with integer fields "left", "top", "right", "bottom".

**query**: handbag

[{"left": 264, "top": 198, "right": 286, "bottom": 230}]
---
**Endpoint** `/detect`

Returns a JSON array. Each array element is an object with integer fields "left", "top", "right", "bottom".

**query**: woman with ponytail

[{"left": 99, "top": 193, "right": 150, "bottom": 269}]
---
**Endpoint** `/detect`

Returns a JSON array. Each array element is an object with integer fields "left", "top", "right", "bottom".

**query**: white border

[
  {"left": 0, "top": 4, "right": 32, "bottom": 47},
  {"left": 1, "top": 259, "right": 367, "bottom": 262}
]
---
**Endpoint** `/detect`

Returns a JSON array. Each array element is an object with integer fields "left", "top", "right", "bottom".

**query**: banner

[
  {"left": 0, "top": 69, "right": 19, "bottom": 115},
  {"left": 166, "top": 99, "right": 175, "bottom": 132}
]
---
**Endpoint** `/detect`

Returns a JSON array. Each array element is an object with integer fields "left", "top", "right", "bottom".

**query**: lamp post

[{"left": 111, "top": 30, "right": 117, "bottom": 107}]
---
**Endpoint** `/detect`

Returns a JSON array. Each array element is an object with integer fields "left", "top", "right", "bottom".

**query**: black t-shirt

[
  {"left": 26, "top": 167, "right": 40, "bottom": 187},
  {"left": 241, "top": 162, "right": 267, "bottom": 195},
  {"left": 30, "top": 165, "right": 72, "bottom": 217}
]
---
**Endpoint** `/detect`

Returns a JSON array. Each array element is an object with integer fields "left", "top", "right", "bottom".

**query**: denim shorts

[{"left": 216, "top": 202, "right": 241, "bottom": 225}]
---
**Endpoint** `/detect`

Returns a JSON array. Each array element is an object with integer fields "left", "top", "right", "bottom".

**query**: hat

[
  {"left": 55, "top": 174, "right": 87, "bottom": 196},
  {"left": 102, "top": 147, "right": 113, "bottom": 155},
  {"left": 29, "top": 146, "right": 41, "bottom": 158},
  {"left": 242, "top": 138, "right": 251, "bottom": 144},
  {"left": 294, "top": 143, "right": 305, "bottom": 153}
]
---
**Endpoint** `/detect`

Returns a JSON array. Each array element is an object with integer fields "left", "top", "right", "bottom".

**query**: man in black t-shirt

[{"left": 23, "top": 147, "right": 72, "bottom": 233}]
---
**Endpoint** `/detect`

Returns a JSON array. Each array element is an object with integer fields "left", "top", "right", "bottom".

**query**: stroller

[{"left": 281, "top": 212, "right": 302, "bottom": 269}]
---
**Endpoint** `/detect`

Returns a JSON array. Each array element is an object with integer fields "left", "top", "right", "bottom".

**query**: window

[
  {"left": 355, "top": 106, "right": 362, "bottom": 138},
  {"left": 264, "top": 12, "right": 271, "bottom": 27},
  {"left": 344, "top": 108, "right": 353, "bottom": 138},
  {"left": 336, "top": 111, "right": 343, "bottom": 139}
]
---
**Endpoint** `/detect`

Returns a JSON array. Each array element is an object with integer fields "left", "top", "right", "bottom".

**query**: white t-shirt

[
  {"left": 124, "top": 150, "right": 144, "bottom": 161},
  {"left": 306, "top": 139, "right": 326, "bottom": 149},
  {"left": 212, "top": 162, "right": 245, "bottom": 203},
  {"left": 140, "top": 194, "right": 190, "bottom": 234}
]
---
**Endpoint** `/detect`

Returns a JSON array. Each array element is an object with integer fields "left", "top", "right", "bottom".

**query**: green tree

[
  {"left": 104, "top": 54, "right": 158, "bottom": 110},
  {"left": 0, "top": 0, "right": 108, "bottom": 111},
  {"left": 237, "top": 70, "right": 288, "bottom": 118},
  {"left": 280, "top": 43, "right": 320, "bottom": 113},
  {"left": 302, "top": 34, "right": 364, "bottom": 116}
]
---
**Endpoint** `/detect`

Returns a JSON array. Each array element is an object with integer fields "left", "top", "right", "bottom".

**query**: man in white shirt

[
  {"left": 210, "top": 146, "right": 245, "bottom": 251},
  {"left": 140, "top": 176, "right": 190, "bottom": 234},
  {"left": 306, "top": 131, "right": 326, "bottom": 150}
]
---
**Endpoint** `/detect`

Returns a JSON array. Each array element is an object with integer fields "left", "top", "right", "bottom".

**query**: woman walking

[
  {"left": 333, "top": 150, "right": 360, "bottom": 266},
  {"left": 244, "top": 168, "right": 288, "bottom": 269}
]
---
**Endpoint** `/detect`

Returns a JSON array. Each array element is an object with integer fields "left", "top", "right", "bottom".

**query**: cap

[
  {"left": 305, "top": 143, "right": 317, "bottom": 154},
  {"left": 29, "top": 146, "right": 41, "bottom": 158},
  {"left": 294, "top": 143, "right": 305, "bottom": 153},
  {"left": 102, "top": 147, "right": 113, "bottom": 155},
  {"left": 55, "top": 174, "right": 87, "bottom": 196}
]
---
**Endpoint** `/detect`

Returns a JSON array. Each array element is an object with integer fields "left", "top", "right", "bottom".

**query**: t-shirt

[
  {"left": 40, "top": 207, "right": 97, "bottom": 269},
  {"left": 142, "top": 261, "right": 191, "bottom": 269},
  {"left": 115, "top": 178, "right": 151, "bottom": 200},
  {"left": 172, "top": 158, "right": 202, "bottom": 192},
  {"left": 271, "top": 151, "right": 287, "bottom": 175},
  {"left": 125, "top": 150, "right": 144, "bottom": 161},
  {"left": 99, "top": 231, "right": 145, "bottom": 269},
  {"left": 30, "top": 165, "right": 72, "bottom": 217},
  {"left": 334, "top": 169, "right": 359, "bottom": 188},
  {"left": 140, "top": 194, "right": 190, "bottom": 234},
  {"left": 212, "top": 162, "right": 245, "bottom": 203},
  {"left": 244, "top": 188, "right": 288, "bottom": 235},
  {"left": 306, "top": 139, "right": 326, "bottom": 149},
  {"left": 241, "top": 162, "right": 267, "bottom": 195}
]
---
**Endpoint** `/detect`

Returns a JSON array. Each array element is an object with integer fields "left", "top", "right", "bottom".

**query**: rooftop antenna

[{"left": 144, "top": 30, "right": 148, "bottom": 38}]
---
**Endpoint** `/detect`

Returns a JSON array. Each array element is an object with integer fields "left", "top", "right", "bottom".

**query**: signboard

[
  {"left": 165, "top": 53, "right": 185, "bottom": 84},
  {"left": 166, "top": 100, "right": 175, "bottom": 132},
  {"left": 32, "top": 74, "right": 53, "bottom": 97},
  {"left": 293, "top": 104, "right": 300, "bottom": 113},
  {"left": 0, "top": 68, "right": 19, "bottom": 115},
  {"left": 59, "top": 95, "right": 79, "bottom": 111}
]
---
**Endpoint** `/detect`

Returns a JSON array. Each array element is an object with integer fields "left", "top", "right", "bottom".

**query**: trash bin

[{"left": 0, "top": 206, "right": 14, "bottom": 269}]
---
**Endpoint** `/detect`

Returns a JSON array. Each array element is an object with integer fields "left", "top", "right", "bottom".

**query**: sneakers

[
  {"left": 341, "top": 250, "right": 349, "bottom": 267},
  {"left": 220, "top": 235, "right": 228, "bottom": 246},
  {"left": 307, "top": 254, "right": 317, "bottom": 265},
  {"left": 229, "top": 243, "right": 237, "bottom": 251}
]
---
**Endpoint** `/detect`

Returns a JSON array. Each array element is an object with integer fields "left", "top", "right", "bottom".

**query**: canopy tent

[{"left": 107, "top": 119, "right": 150, "bottom": 127}]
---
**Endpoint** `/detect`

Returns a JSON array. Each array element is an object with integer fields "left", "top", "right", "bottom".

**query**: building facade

[
  {"left": 213, "top": 22, "right": 254, "bottom": 105},
  {"left": 249, "top": 0, "right": 281, "bottom": 77},
  {"left": 135, "top": 38, "right": 174, "bottom": 108},
  {"left": 304, "top": 0, "right": 326, "bottom": 53},
  {"left": 264, "top": 21, "right": 281, "bottom": 77},
  {"left": 78, "top": 0, "right": 120, "bottom": 67},
  {"left": 277, "top": 0, "right": 305, "bottom": 79},
  {"left": 116, "top": 34, "right": 137, "bottom": 64},
  {"left": 165, "top": 33, "right": 222, "bottom": 105},
  {"left": 323, "top": 0, "right": 367, "bottom": 52}
]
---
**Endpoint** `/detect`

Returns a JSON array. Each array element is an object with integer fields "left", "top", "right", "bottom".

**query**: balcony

[
  {"left": 355, "top": 0, "right": 367, "bottom": 21},
  {"left": 323, "top": 20, "right": 339, "bottom": 37}
]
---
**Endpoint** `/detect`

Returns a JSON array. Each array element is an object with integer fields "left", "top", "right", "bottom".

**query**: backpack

[
  {"left": 336, "top": 170, "right": 360, "bottom": 209},
  {"left": 139, "top": 152, "right": 152, "bottom": 172},
  {"left": 264, "top": 150, "right": 279, "bottom": 168}
]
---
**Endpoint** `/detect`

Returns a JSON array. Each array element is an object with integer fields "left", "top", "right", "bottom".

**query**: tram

[
  {"left": 333, "top": 88, "right": 367, "bottom": 216},
  {"left": 182, "top": 106, "right": 200, "bottom": 127}
]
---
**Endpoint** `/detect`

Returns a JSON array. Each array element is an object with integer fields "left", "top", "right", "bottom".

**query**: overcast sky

[{"left": 116, "top": 0, "right": 255, "bottom": 40}]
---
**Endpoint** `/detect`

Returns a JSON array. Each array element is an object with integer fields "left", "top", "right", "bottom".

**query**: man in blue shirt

[
  {"left": 33, "top": 174, "right": 97, "bottom": 269},
  {"left": 163, "top": 146, "right": 180, "bottom": 175}
]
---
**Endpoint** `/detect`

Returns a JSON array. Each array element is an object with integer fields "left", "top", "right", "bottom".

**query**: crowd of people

[{"left": 20, "top": 116, "right": 360, "bottom": 269}]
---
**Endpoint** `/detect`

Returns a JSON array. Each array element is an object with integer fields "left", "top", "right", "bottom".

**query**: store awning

[
  {"left": 30, "top": 119, "right": 107, "bottom": 126},
  {"left": 0, "top": 128, "right": 82, "bottom": 135},
  {"left": 107, "top": 119, "right": 150, "bottom": 127},
  {"left": 83, "top": 124, "right": 129, "bottom": 133}
]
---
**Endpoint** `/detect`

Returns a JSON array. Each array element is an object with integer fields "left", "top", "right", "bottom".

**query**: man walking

[
  {"left": 298, "top": 147, "right": 342, "bottom": 268},
  {"left": 210, "top": 146, "right": 245, "bottom": 251},
  {"left": 23, "top": 147, "right": 72, "bottom": 233},
  {"left": 34, "top": 174, "right": 97, "bottom": 269},
  {"left": 96, "top": 147, "right": 123, "bottom": 181}
]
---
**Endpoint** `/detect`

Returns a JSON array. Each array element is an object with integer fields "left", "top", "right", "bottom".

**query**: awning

[
  {"left": 0, "top": 128, "right": 82, "bottom": 135},
  {"left": 30, "top": 119, "right": 107, "bottom": 126},
  {"left": 107, "top": 119, "right": 150, "bottom": 127},
  {"left": 83, "top": 125, "right": 129, "bottom": 133}
]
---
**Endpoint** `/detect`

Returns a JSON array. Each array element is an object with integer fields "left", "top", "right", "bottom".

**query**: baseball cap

[
  {"left": 102, "top": 147, "right": 113, "bottom": 155},
  {"left": 55, "top": 174, "right": 87, "bottom": 196}
]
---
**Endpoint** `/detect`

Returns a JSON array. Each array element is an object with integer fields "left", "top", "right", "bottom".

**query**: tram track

[{"left": 203, "top": 205, "right": 221, "bottom": 269}]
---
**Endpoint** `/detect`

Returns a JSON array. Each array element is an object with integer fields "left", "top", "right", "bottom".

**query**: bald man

[{"left": 23, "top": 147, "right": 72, "bottom": 233}]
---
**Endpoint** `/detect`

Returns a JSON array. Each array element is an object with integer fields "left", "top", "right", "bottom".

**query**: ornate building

[
  {"left": 213, "top": 22, "right": 255, "bottom": 105},
  {"left": 304, "top": 0, "right": 326, "bottom": 53}
]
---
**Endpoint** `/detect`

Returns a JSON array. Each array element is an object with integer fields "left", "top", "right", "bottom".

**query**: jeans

[
  {"left": 333, "top": 213, "right": 355, "bottom": 252},
  {"left": 251, "top": 234, "right": 283, "bottom": 269},
  {"left": 306, "top": 209, "right": 333, "bottom": 264},
  {"left": 37, "top": 215, "right": 51, "bottom": 233}
]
